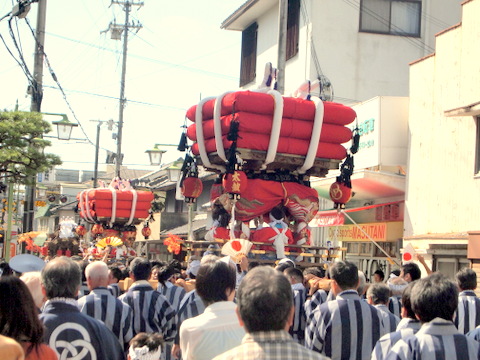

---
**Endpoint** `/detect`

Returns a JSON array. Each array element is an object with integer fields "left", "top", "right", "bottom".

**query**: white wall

[{"left": 404, "top": 0, "right": 480, "bottom": 237}]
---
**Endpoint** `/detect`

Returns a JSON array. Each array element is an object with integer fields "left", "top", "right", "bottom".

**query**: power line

[{"left": 46, "top": 31, "right": 239, "bottom": 81}]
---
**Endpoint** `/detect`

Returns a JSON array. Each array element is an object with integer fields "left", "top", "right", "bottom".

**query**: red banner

[{"left": 310, "top": 212, "right": 344, "bottom": 227}]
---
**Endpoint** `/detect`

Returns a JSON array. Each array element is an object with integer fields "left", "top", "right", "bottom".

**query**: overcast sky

[{"left": 0, "top": 0, "right": 246, "bottom": 173}]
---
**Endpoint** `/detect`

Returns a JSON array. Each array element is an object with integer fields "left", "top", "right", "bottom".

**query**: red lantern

[
  {"left": 142, "top": 226, "right": 151, "bottom": 239},
  {"left": 56, "top": 249, "right": 63, "bottom": 257},
  {"left": 91, "top": 223, "right": 104, "bottom": 236},
  {"left": 76, "top": 225, "right": 87, "bottom": 237},
  {"left": 222, "top": 171, "right": 248, "bottom": 199},
  {"left": 65, "top": 249, "right": 72, "bottom": 257},
  {"left": 329, "top": 181, "right": 352, "bottom": 208},
  {"left": 181, "top": 176, "right": 203, "bottom": 203}
]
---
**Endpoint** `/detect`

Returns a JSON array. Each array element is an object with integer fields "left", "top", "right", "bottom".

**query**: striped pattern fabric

[
  {"left": 158, "top": 282, "right": 186, "bottom": 311},
  {"left": 372, "top": 325, "right": 420, "bottom": 360},
  {"left": 119, "top": 282, "right": 177, "bottom": 342},
  {"left": 212, "top": 330, "right": 329, "bottom": 360},
  {"left": 108, "top": 283, "right": 122, "bottom": 298},
  {"left": 454, "top": 290, "right": 480, "bottom": 334},
  {"left": 385, "top": 318, "right": 480, "bottom": 360},
  {"left": 388, "top": 296, "right": 402, "bottom": 318},
  {"left": 304, "top": 289, "right": 328, "bottom": 321},
  {"left": 77, "top": 287, "right": 133, "bottom": 347},
  {"left": 175, "top": 290, "right": 206, "bottom": 347},
  {"left": 375, "top": 304, "right": 401, "bottom": 333},
  {"left": 290, "top": 283, "right": 307, "bottom": 344},
  {"left": 305, "top": 290, "right": 387, "bottom": 360}
]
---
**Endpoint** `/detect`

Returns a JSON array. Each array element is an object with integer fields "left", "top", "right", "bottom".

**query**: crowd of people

[{"left": 1, "top": 252, "right": 480, "bottom": 360}]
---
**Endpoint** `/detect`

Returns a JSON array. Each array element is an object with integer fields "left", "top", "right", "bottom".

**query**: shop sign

[{"left": 327, "top": 222, "right": 388, "bottom": 242}]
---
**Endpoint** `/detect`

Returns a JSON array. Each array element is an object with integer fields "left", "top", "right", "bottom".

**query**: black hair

[
  {"left": 402, "top": 263, "right": 421, "bottom": 281},
  {"left": 237, "top": 266, "right": 293, "bottom": 332},
  {"left": 402, "top": 281, "right": 417, "bottom": 319},
  {"left": 0, "top": 276, "right": 44, "bottom": 355},
  {"left": 196, "top": 260, "right": 236, "bottom": 306},
  {"left": 455, "top": 267, "right": 477, "bottom": 291},
  {"left": 130, "top": 257, "right": 152, "bottom": 281},
  {"left": 329, "top": 261, "right": 359, "bottom": 290},
  {"left": 373, "top": 269, "right": 385, "bottom": 281},
  {"left": 411, "top": 273, "right": 458, "bottom": 323},
  {"left": 303, "top": 266, "right": 325, "bottom": 278}
]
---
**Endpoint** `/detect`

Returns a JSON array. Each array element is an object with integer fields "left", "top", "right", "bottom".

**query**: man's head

[
  {"left": 455, "top": 268, "right": 477, "bottom": 291},
  {"left": 373, "top": 269, "right": 385, "bottom": 283},
  {"left": 85, "top": 261, "right": 109, "bottom": 290},
  {"left": 401, "top": 281, "right": 417, "bottom": 320},
  {"left": 400, "top": 262, "right": 421, "bottom": 282},
  {"left": 357, "top": 271, "right": 367, "bottom": 296},
  {"left": 41, "top": 256, "right": 81, "bottom": 299},
  {"left": 109, "top": 266, "right": 123, "bottom": 284},
  {"left": 129, "top": 257, "right": 152, "bottom": 281},
  {"left": 236, "top": 266, "right": 293, "bottom": 333},
  {"left": 283, "top": 267, "right": 304, "bottom": 285},
  {"left": 329, "top": 261, "right": 359, "bottom": 295},
  {"left": 366, "top": 283, "right": 391, "bottom": 306},
  {"left": 196, "top": 259, "right": 236, "bottom": 306},
  {"left": 410, "top": 273, "right": 458, "bottom": 323}
]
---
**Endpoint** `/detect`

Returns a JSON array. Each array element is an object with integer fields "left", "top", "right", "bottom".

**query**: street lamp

[
  {"left": 166, "top": 162, "right": 182, "bottom": 182},
  {"left": 48, "top": 113, "right": 78, "bottom": 140},
  {"left": 146, "top": 144, "right": 179, "bottom": 167},
  {"left": 145, "top": 145, "right": 166, "bottom": 166}
]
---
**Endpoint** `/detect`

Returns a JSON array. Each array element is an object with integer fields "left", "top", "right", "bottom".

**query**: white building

[
  {"left": 404, "top": 0, "right": 480, "bottom": 279},
  {"left": 222, "top": 0, "right": 462, "bottom": 103}
]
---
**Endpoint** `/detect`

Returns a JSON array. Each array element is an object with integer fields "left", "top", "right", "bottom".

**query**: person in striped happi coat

[
  {"left": 107, "top": 265, "right": 124, "bottom": 297},
  {"left": 387, "top": 276, "right": 407, "bottom": 318},
  {"left": 367, "top": 283, "right": 401, "bottom": 333},
  {"left": 453, "top": 267, "right": 480, "bottom": 334},
  {"left": 303, "top": 267, "right": 329, "bottom": 321},
  {"left": 157, "top": 264, "right": 186, "bottom": 311},
  {"left": 119, "top": 257, "right": 177, "bottom": 360},
  {"left": 77, "top": 261, "right": 133, "bottom": 350},
  {"left": 371, "top": 282, "right": 420, "bottom": 360},
  {"left": 305, "top": 260, "right": 387, "bottom": 360},
  {"left": 384, "top": 273, "right": 480, "bottom": 360},
  {"left": 283, "top": 267, "right": 308, "bottom": 345}
]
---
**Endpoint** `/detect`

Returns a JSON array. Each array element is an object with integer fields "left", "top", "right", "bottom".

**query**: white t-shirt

[{"left": 180, "top": 301, "right": 245, "bottom": 360}]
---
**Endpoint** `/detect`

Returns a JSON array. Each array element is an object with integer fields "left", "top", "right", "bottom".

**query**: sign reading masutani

[{"left": 327, "top": 222, "right": 403, "bottom": 242}]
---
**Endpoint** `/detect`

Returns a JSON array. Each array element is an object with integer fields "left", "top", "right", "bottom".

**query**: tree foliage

[{"left": 0, "top": 111, "right": 62, "bottom": 184}]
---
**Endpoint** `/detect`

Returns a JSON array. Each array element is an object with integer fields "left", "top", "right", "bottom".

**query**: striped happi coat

[
  {"left": 385, "top": 318, "right": 480, "bottom": 360},
  {"left": 119, "top": 281, "right": 177, "bottom": 342},
  {"left": 454, "top": 290, "right": 480, "bottom": 334},
  {"left": 77, "top": 287, "right": 133, "bottom": 347},
  {"left": 305, "top": 289, "right": 387, "bottom": 360}
]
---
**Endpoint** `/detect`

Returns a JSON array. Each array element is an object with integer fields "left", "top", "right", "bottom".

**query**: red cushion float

[
  {"left": 186, "top": 91, "right": 356, "bottom": 126},
  {"left": 186, "top": 112, "right": 352, "bottom": 144}
]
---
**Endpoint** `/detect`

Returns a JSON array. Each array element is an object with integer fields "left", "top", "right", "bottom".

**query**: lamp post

[
  {"left": 51, "top": 114, "right": 78, "bottom": 140},
  {"left": 146, "top": 143, "right": 179, "bottom": 166}
]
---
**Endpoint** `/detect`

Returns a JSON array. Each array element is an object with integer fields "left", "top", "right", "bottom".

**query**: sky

[{"left": 0, "top": 0, "right": 246, "bottom": 173}]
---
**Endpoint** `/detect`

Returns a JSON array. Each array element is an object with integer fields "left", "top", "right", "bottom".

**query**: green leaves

[{"left": 0, "top": 111, "right": 62, "bottom": 184}]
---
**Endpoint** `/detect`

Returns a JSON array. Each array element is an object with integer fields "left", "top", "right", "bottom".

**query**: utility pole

[
  {"left": 276, "top": 0, "right": 288, "bottom": 95},
  {"left": 107, "top": 0, "right": 143, "bottom": 177},
  {"left": 23, "top": 0, "right": 47, "bottom": 236}
]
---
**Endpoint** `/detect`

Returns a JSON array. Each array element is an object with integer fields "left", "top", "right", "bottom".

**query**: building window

[
  {"left": 476, "top": 117, "right": 480, "bottom": 175},
  {"left": 286, "top": 0, "right": 300, "bottom": 61},
  {"left": 360, "top": 0, "right": 421, "bottom": 37},
  {"left": 240, "top": 22, "right": 258, "bottom": 87}
]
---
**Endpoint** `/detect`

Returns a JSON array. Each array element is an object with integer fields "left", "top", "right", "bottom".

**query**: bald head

[{"left": 85, "top": 261, "right": 109, "bottom": 290}]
